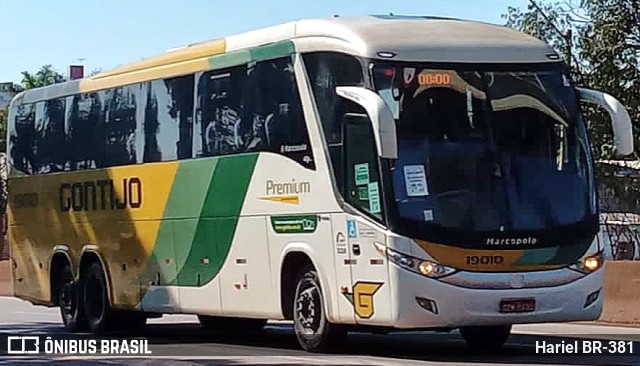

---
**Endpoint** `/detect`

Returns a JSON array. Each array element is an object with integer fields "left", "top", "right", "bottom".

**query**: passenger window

[
  {"left": 144, "top": 75, "right": 195, "bottom": 162},
  {"left": 195, "top": 58, "right": 315, "bottom": 169},
  {"left": 343, "top": 110, "right": 383, "bottom": 220},
  {"left": 33, "top": 99, "right": 66, "bottom": 174},
  {"left": 8, "top": 103, "right": 36, "bottom": 175},
  {"left": 252, "top": 57, "right": 315, "bottom": 169},
  {"left": 195, "top": 66, "right": 246, "bottom": 157},
  {"left": 102, "top": 86, "right": 139, "bottom": 167},
  {"left": 67, "top": 92, "right": 104, "bottom": 170}
]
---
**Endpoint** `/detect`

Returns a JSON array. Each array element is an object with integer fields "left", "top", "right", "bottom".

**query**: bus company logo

[
  {"left": 59, "top": 177, "right": 143, "bottom": 212},
  {"left": 260, "top": 179, "right": 311, "bottom": 205},
  {"left": 342, "top": 282, "right": 383, "bottom": 319},
  {"left": 485, "top": 237, "right": 538, "bottom": 245}
]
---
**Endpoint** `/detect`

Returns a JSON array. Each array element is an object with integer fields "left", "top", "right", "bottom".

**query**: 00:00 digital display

[{"left": 418, "top": 73, "right": 452, "bottom": 86}]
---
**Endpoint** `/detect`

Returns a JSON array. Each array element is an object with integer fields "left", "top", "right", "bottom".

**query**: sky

[{"left": 0, "top": 0, "right": 529, "bottom": 84}]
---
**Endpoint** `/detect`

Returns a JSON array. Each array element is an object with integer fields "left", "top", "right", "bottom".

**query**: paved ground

[{"left": 0, "top": 297, "right": 640, "bottom": 365}]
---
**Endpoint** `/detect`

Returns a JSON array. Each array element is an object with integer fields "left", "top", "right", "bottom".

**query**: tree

[
  {"left": 20, "top": 65, "right": 66, "bottom": 90},
  {"left": 502, "top": 0, "right": 640, "bottom": 160},
  {"left": 0, "top": 65, "right": 66, "bottom": 167}
]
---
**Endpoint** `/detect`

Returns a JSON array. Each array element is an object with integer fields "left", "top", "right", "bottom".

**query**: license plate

[{"left": 499, "top": 298, "right": 536, "bottom": 313}]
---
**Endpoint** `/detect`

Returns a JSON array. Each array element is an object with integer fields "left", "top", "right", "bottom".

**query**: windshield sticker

[
  {"left": 423, "top": 210, "right": 434, "bottom": 222},
  {"left": 403, "top": 165, "right": 429, "bottom": 196},
  {"left": 466, "top": 87, "right": 475, "bottom": 128},
  {"left": 358, "top": 186, "right": 369, "bottom": 200},
  {"left": 368, "top": 182, "right": 382, "bottom": 214},
  {"left": 403, "top": 67, "right": 416, "bottom": 84},
  {"left": 355, "top": 163, "right": 370, "bottom": 185}
]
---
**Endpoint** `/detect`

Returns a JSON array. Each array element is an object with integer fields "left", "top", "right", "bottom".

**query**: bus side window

[
  {"left": 66, "top": 92, "right": 105, "bottom": 170},
  {"left": 252, "top": 57, "right": 315, "bottom": 170},
  {"left": 144, "top": 74, "right": 195, "bottom": 162},
  {"left": 342, "top": 110, "right": 383, "bottom": 221},
  {"left": 31, "top": 99, "right": 66, "bottom": 174},
  {"left": 8, "top": 103, "right": 36, "bottom": 175},
  {"left": 195, "top": 65, "right": 246, "bottom": 157},
  {"left": 101, "top": 86, "right": 139, "bottom": 167}
]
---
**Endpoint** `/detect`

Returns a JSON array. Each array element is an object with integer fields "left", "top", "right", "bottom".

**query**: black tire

[
  {"left": 198, "top": 316, "right": 266, "bottom": 334},
  {"left": 460, "top": 325, "right": 512, "bottom": 350},
  {"left": 292, "top": 265, "right": 346, "bottom": 353},
  {"left": 82, "top": 261, "right": 113, "bottom": 334},
  {"left": 57, "top": 263, "right": 87, "bottom": 332}
]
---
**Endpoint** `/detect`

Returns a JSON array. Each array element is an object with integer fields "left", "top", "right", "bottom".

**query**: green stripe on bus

[
  {"left": 173, "top": 153, "right": 259, "bottom": 286},
  {"left": 144, "top": 159, "right": 217, "bottom": 285},
  {"left": 208, "top": 50, "right": 252, "bottom": 70},
  {"left": 207, "top": 40, "right": 295, "bottom": 70},
  {"left": 514, "top": 247, "right": 558, "bottom": 265},
  {"left": 547, "top": 241, "right": 591, "bottom": 265},
  {"left": 250, "top": 41, "right": 295, "bottom": 62}
]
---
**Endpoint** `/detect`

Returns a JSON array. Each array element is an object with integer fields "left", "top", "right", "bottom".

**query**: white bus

[{"left": 6, "top": 15, "right": 634, "bottom": 352}]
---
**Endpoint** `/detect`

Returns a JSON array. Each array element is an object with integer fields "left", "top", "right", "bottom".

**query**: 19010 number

[{"left": 466, "top": 255, "right": 504, "bottom": 265}]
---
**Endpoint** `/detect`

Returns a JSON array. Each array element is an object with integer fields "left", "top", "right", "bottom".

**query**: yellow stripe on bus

[
  {"left": 78, "top": 38, "right": 226, "bottom": 94},
  {"left": 415, "top": 240, "right": 562, "bottom": 272},
  {"left": 8, "top": 162, "right": 180, "bottom": 307}
]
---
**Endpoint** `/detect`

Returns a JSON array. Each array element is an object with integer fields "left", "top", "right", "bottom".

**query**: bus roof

[{"left": 11, "top": 15, "right": 560, "bottom": 107}]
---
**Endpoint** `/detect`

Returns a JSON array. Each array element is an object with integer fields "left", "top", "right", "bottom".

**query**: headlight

[
  {"left": 374, "top": 243, "right": 457, "bottom": 279},
  {"left": 569, "top": 253, "right": 603, "bottom": 274}
]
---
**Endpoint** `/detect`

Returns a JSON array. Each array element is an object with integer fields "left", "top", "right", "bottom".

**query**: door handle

[{"left": 352, "top": 244, "right": 361, "bottom": 256}]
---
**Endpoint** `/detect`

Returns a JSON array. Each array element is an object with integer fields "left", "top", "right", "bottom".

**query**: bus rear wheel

[
  {"left": 292, "top": 266, "right": 346, "bottom": 353},
  {"left": 82, "top": 261, "right": 114, "bottom": 334},
  {"left": 57, "top": 263, "right": 86, "bottom": 332},
  {"left": 460, "top": 325, "right": 512, "bottom": 350}
]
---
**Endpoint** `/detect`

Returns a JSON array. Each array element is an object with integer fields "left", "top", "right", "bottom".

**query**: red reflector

[{"left": 383, "top": 69, "right": 394, "bottom": 76}]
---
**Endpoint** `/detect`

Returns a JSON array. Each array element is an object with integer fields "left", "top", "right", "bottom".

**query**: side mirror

[
  {"left": 335, "top": 86, "right": 397, "bottom": 159},
  {"left": 577, "top": 87, "right": 634, "bottom": 157}
]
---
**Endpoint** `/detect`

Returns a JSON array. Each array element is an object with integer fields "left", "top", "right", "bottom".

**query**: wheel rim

[
  {"left": 60, "top": 282, "right": 76, "bottom": 321},
  {"left": 85, "top": 275, "right": 104, "bottom": 321},
  {"left": 295, "top": 281, "right": 322, "bottom": 335}
]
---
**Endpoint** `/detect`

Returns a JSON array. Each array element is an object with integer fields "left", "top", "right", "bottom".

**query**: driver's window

[{"left": 343, "top": 111, "right": 383, "bottom": 221}]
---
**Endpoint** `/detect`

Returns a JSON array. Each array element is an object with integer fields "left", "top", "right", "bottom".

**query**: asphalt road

[{"left": 0, "top": 296, "right": 639, "bottom": 366}]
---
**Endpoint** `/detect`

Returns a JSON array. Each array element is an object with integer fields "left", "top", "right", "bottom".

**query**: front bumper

[{"left": 387, "top": 264, "right": 603, "bottom": 328}]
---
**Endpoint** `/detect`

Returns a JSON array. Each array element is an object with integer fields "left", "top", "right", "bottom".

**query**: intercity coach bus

[{"left": 6, "top": 15, "right": 635, "bottom": 352}]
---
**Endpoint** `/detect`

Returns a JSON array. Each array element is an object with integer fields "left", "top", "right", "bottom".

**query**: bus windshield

[{"left": 373, "top": 64, "right": 597, "bottom": 245}]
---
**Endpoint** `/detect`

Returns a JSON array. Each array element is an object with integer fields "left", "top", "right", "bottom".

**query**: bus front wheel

[
  {"left": 460, "top": 325, "right": 512, "bottom": 350},
  {"left": 292, "top": 265, "right": 346, "bottom": 353}
]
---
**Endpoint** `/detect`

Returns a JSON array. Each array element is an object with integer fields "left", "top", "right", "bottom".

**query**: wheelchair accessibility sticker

[{"left": 347, "top": 220, "right": 357, "bottom": 238}]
